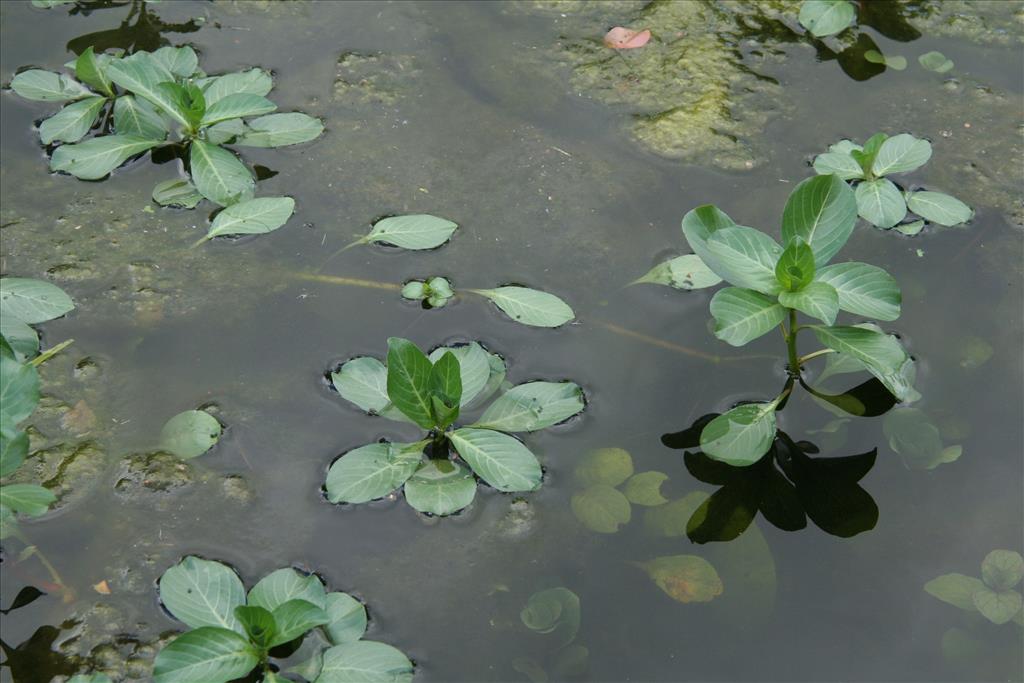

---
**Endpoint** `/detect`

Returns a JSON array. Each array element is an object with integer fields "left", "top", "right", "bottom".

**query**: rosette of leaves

[
  {"left": 402, "top": 277, "right": 454, "bottom": 309},
  {"left": 399, "top": 275, "right": 575, "bottom": 327},
  {"left": 657, "top": 174, "right": 917, "bottom": 467},
  {"left": 925, "top": 550, "right": 1024, "bottom": 627},
  {"left": 153, "top": 556, "right": 414, "bottom": 683},
  {"left": 326, "top": 338, "right": 585, "bottom": 515},
  {"left": 1, "top": 278, "right": 76, "bottom": 539},
  {"left": 570, "top": 447, "right": 669, "bottom": 534},
  {"left": 9, "top": 45, "right": 324, "bottom": 243},
  {"left": 812, "top": 133, "right": 972, "bottom": 231}
]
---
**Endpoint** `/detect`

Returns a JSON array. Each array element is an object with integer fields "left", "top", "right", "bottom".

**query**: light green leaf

[
  {"left": 360, "top": 214, "right": 457, "bottom": 250},
  {"left": 623, "top": 471, "right": 669, "bottom": 506},
  {"left": 152, "top": 46, "right": 199, "bottom": 78},
  {"left": 851, "top": 133, "right": 888, "bottom": 177},
  {"left": 925, "top": 573, "right": 987, "bottom": 612},
  {"left": 158, "top": 556, "right": 246, "bottom": 632},
  {"left": 812, "top": 151, "right": 863, "bottom": 180},
  {"left": 473, "top": 351, "right": 508, "bottom": 408},
  {"left": 50, "top": 135, "right": 160, "bottom": 179},
  {"left": 235, "top": 112, "right": 324, "bottom": 147},
  {"left": 798, "top": 0, "right": 856, "bottom": 37},
  {"left": 10, "top": 69, "right": 92, "bottom": 102},
  {"left": 972, "top": 588, "right": 1022, "bottom": 625},
  {"left": 1, "top": 431, "right": 30, "bottom": 478},
  {"left": 855, "top": 178, "right": 907, "bottom": 229},
  {"left": 520, "top": 588, "right": 580, "bottom": 648},
  {"left": 325, "top": 441, "right": 423, "bottom": 504},
  {"left": 428, "top": 342, "right": 490, "bottom": 406},
  {"left": 906, "top": 191, "right": 973, "bottom": 226},
  {"left": 248, "top": 568, "right": 327, "bottom": 612},
  {"left": 815, "top": 262, "right": 901, "bottom": 321},
  {"left": 404, "top": 459, "right": 477, "bottom": 516},
  {"left": 1, "top": 316, "right": 39, "bottom": 361},
  {"left": 448, "top": 428, "right": 541, "bottom": 492},
  {"left": 269, "top": 599, "right": 330, "bottom": 647},
  {"left": 705, "top": 227, "right": 784, "bottom": 294},
  {"left": 323, "top": 592, "right": 367, "bottom": 645},
  {"left": 235, "top": 605, "right": 277, "bottom": 649},
  {"left": 894, "top": 219, "right": 925, "bottom": 236},
  {"left": 0, "top": 484, "right": 55, "bottom": 517},
  {"left": 781, "top": 174, "right": 857, "bottom": 267},
  {"left": 385, "top": 337, "right": 436, "bottom": 429},
  {"left": 204, "top": 197, "right": 294, "bottom": 240},
  {"left": 0, "top": 278, "right": 74, "bottom": 324},
  {"left": 829, "top": 139, "right": 862, "bottom": 155},
  {"left": 330, "top": 357, "right": 409, "bottom": 422},
  {"left": 778, "top": 281, "right": 839, "bottom": 325},
  {"left": 205, "top": 118, "right": 244, "bottom": 145},
  {"left": 635, "top": 555, "right": 724, "bottom": 603},
  {"left": 681, "top": 204, "right": 737, "bottom": 278},
  {"left": 864, "top": 50, "right": 907, "bottom": 70},
  {"left": 160, "top": 410, "right": 221, "bottom": 459},
  {"left": 153, "top": 627, "right": 258, "bottom": 683},
  {"left": 700, "top": 400, "right": 779, "bottom": 466},
  {"left": 919, "top": 51, "right": 954, "bottom": 73},
  {"left": 106, "top": 53, "right": 189, "bottom": 127},
  {"left": 113, "top": 95, "right": 169, "bottom": 140},
  {"left": 574, "top": 447, "right": 633, "bottom": 488},
  {"left": 709, "top": 287, "right": 787, "bottom": 347},
  {"left": 883, "top": 407, "right": 947, "bottom": 469},
  {"left": 74, "top": 47, "right": 114, "bottom": 97},
  {"left": 315, "top": 641, "right": 414, "bottom": 683},
  {"left": 472, "top": 381, "right": 585, "bottom": 432},
  {"left": 200, "top": 94, "right": 276, "bottom": 127},
  {"left": 200, "top": 69, "right": 273, "bottom": 106},
  {"left": 632, "top": 254, "right": 722, "bottom": 290},
  {"left": 0, "top": 351, "right": 40, "bottom": 434},
  {"left": 429, "top": 351, "right": 462, "bottom": 416},
  {"left": 189, "top": 140, "right": 254, "bottom": 207},
  {"left": 809, "top": 325, "right": 917, "bottom": 401},
  {"left": 153, "top": 178, "right": 203, "bottom": 208},
  {"left": 872, "top": 134, "right": 932, "bottom": 176},
  {"left": 470, "top": 286, "right": 574, "bottom": 328},
  {"left": 774, "top": 237, "right": 815, "bottom": 292},
  {"left": 981, "top": 550, "right": 1024, "bottom": 591},
  {"left": 571, "top": 485, "right": 631, "bottom": 533}
]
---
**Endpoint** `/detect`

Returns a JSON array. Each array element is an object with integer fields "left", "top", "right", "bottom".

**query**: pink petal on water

[{"left": 603, "top": 27, "right": 652, "bottom": 49}]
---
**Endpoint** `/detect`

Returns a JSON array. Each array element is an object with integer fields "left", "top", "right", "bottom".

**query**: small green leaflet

[
  {"left": 906, "top": 191, "right": 973, "bottom": 226},
  {"left": 324, "top": 441, "right": 423, "bottom": 504},
  {"left": 871, "top": 134, "right": 932, "bottom": 176},
  {"left": 235, "top": 112, "right": 324, "bottom": 147},
  {"left": 709, "top": 287, "right": 786, "bottom": 347},
  {"left": 428, "top": 342, "right": 490, "bottom": 406},
  {"left": 201, "top": 197, "right": 295, "bottom": 242},
  {"left": 812, "top": 151, "right": 863, "bottom": 180},
  {"left": 632, "top": 254, "right": 722, "bottom": 290},
  {"left": 153, "top": 178, "right": 203, "bottom": 208},
  {"left": 385, "top": 337, "right": 436, "bottom": 429},
  {"left": 403, "top": 459, "right": 477, "bottom": 516},
  {"left": 448, "top": 428, "right": 541, "bottom": 492},
  {"left": 356, "top": 214, "right": 458, "bottom": 250},
  {"left": 981, "top": 550, "right": 1024, "bottom": 592},
  {"left": 469, "top": 286, "right": 575, "bottom": 328},
  {"left": 38, "top": 96, "right": 105, "bottom": 144},
  {"left": 699, "top": 400, "right": 780, "bottom": 466},
  {"left": 269, "top": 599, "right": 330, "bottom": 647},
  {"left": 798, "top": 0, "right": 856, "bottom": 37},
  {"left": 471, "top": 381, "right": 585, "bottom": 432},
  {"left": 50, "top": 135, "right": 161, "bottom": 180},
  {"left": 855, "top": 179, "right": 907, "bottom": 229},
  {"left": 10, "top": 69, "right": 92, "bottom": 102},
  {"left": 189, "top": 140, "right": 255, "bottom": 207},
  {"left": 0, "top": 278, "right": 75, "bottom": 324},
  {"left": 774, "top": 238, "right": 815, "bottom": 292},
  {"left": 105, "top": 53, "right": 190, "bottom": 127},
  {"left": 160, "top": 410, "right": 222, "bottom": 459}
]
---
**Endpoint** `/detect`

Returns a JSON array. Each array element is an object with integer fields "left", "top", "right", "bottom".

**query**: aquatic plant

[
  {"left": 159, "top": 409, "right": 222, "bottom": 459},
  {"left": 154, "top": 556, "right": 413, "bottom": 683},
  {"left": 570, "top": 447, "right": 668, "bottom": 534},
  {"left": 9, "top": 45, "right": 323, "bottom": 243},
  {"left": 812, "top": 133, "right": 972, "bottom": 231},
  {"left": 925, "top": 550, "right": 1024, "bottom": 626},
  {"left": 514, "top": 587, "right": 588, "bottom": 680},
  {"left": 401, "top": 276, "right": 575, "bottom": 327},
  {"left": 326, "top": 338, "right": 585, "bottom": 515},
  {"left": 798, "top": 0, "right": 856, "bottom": 38}
]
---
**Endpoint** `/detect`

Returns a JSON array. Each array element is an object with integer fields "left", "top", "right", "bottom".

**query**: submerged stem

[
  {"left": 785, "top": 308, "right": 800, "bottom": 376},
  {"left": 318, "top": 236, "right": 368, "bottom": 272},
  {"left": 797, "top": 348, "right": 836, "bottom": 364},
  {"left": 29, "top": 339, "right": 74, "bottom": 367}
]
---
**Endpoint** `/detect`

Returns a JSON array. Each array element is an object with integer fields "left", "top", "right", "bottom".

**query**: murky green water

[{"left": 2, "top": 1, "right": 1022, "bottom": 681}]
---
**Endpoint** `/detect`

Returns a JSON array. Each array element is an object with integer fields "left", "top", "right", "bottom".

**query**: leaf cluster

[
  {"left": 327, "top": 338, "right": 585, "bottom": 515},
  {"left": 154, "top": 556, "right": 413, "bottom": 683},
  {"left": 10, "top": 45, "right": 325, "bottom": 243},
  {"left": 813, "top": 133, "right": 972, "bottom": 231},
  {"left": 925, "top": 550, "right": 1024, "bottom": 627},
  {"left": 569, "top": 447, "right": 668, "bottom": 534},
  {"left": 401, "top": 276, "right": 454, "bottom": 308}
]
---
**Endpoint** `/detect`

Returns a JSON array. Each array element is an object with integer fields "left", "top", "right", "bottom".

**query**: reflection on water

[{"left": 63, "top": 0, "right": 202, "bottom": 57}]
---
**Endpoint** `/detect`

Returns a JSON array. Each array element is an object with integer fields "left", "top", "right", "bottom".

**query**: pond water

[{"left": 1, "top": 1, "right": 1022, "bottom": 682}]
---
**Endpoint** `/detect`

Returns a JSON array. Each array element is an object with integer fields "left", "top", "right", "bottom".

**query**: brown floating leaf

[
  {"left": 92, "top": 580, "right": 111, "bottom": 595},
  {"left": 635, "top": 555, "right": 723, "bottom": 603},
  {"left": 603, "top": 27, "right": 652, "bottom": 50}
]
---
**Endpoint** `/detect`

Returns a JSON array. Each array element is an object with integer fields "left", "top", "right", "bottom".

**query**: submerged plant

[
  {"left": 812, "top": 133, "right": 972, "bottom": 231},
  {"left": 326, "top": 338, "right": 585, "bottom": 515},
  {"left": 154, "top": 556, "right": 413, "bottom": 683},
  {"left": 925, "top": 550, "right": 1024, "bottom": 627},
  {"left": 514, "top": 587, "right": 588, "bottom": 680},
  {"left": 570, "top": 447, "right": 668, "bottom": 534},
  {"left": 9, "top": 45, "right": 324, "bottom": 243}
]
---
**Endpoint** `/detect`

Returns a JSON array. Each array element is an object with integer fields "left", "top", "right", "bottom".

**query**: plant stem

[
  {"left": 28, "top": 339, "right": 74, "bottom": 368},
  {"left": 785, "top": 308, "right": 800, "bottom": 376},
  {"left": 12, "top": 529, "right": 73, "bottom": 602},
  {"left": 797, "top": 348, "right": 836, "bottom": 364}
]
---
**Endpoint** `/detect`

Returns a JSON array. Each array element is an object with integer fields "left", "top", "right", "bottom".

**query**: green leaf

[
  {"left": 248, "top": 568, "right": 327, "bottom": 612},
  {"left": 635, "top": 555, "right": 723, "bottom": 603},
  {"left": 1, "top": 316, "right": 39, "bottom": 361},
  {"left": 323, "top": 592, "right": 367, "bottom": 645},
  {"left": 864, "top": 50, "right": 907, "bottom": 70},
  {"left": 850, "top": 133, "right": 888, "bottom": 177},
  {"left": 809, "top": 325, "right": 917, "bottom": 401},
  {"left": 925, "top": 573, "right": 987, "bottom": 612},
  {"left": 362, "top": 214, "right": 457, "bottom": 250},
  {"left": 200, "top": 69, "right": 273, "bottom": 106},
  {"left": 106, "top": 53, "right": 190, "bottom": 127},
  {"left": 204, "top": 197, "right": 294, "bottom": 240},
  {"left": 872, "top": 134, "right": 932, "bottom": 176},
  {"left": 325, "top": 441, "right": 423, "bottom": 504},
  {"left": 894, "top": 219, "right": 925, "bottom": 236},
  {"left": 429, "top": 351, "right": 462, "bottom": 418},
  {"left": 812, "top": 151, "right": 863, "bottom": 180},
  {"left": 74, "top": 47, "right": 114, "bottom": 97},
  {"left": 520, "top": 588, "right": 580, "bottom": 648},
  {"left": 0, "top": 505, "right": 16, "bottom": 541},
  {"left": 781, "top": 174, "right": 857, "bottom": 267},
  {"left": 152, "top": 46, "right": 199, "bottom": 78},
  {"left": 474, "top": 351, "right": 508, "bottom": 408},
  {"left": 981, "top": 550, "right": 1024, "bottom": 591},
  {"left": 153, "top": 178, "right": 203, "bottom": 208},
  {"left": 631, "top": 254, "right": 722, "bottom": 290},
  {"left": 404, "top": 459, "right": 477, "bottom": 516},
  {"left": 160, "top": 410, "right": 221, "bottom": 459},
  {"left": 798, "top": 0, "right": 856, "bottom": 37},
  {"left": 50, "top": 134, "right": 160, "bottom": 179},
  {"left": 1, "top": 351, "right": 40, "bottom": 435},
  {"left": 205, "top": 118, "right": 244, "bottom": 145},
  {"left": 315, "top": 641, "right": 414, "bottom": 683},
  {"left": 153, "top": 627, "right": 258, "bottom": 683},
  {"left": 709, "top": 287, "right": 787, "bottom": 347},
  {"left": 0, "top": 484, "right": 55, "bottom": 517},
  {"left": 815, "top": 262, "right": 901, "bottom": 321},
  {"left": 571, "top": 485, "right": 631, "bottom": 533},
  {"left": 972, "top": 588, "right": 1022, "bottom": 625},
  {"left": 1, "top": 431, "right": 29, "bottom": 477},
  {"left": 680, "top": 204, "right": 737, "bottom": 278},
  {"left": 573, "top": 447, "right": 633, "bottom": 488},
  {"left": 774, "top": 237, "right": 815, "bottom": 291},
  {"left": 385, "top": 337, "right": 436, "bottom": 429},
  {"left": 200, "top": 94, "right": 276, "bottom": 127},
  {"left": 159, "top": 556, "right": 246, "bottom": 632},
  {"left": 10, "top": 69, "right": 92, "bottom": 102},
  {"left": 919, "top": 51, "right": 954, "bottom": 73},
  {"left": 855, "top": 178, "right": 907, "bottom": 229},
  {"left": 472, "top": 381, "right": 585, "bottom": 432},
  {"left": 448, "top": 428, "right": 541, "bottom": 492},
  {"left": 234, "top": 605, "right": 277, "bottom": 649},
  {"left": 906, "top": 191, "right": 973, "bottom": 226},
  {"left": 778, "top": 281, "right": 839, "bottom": 325},
  {"left": 705, "top": 226, "right": 784, "bottom": 294},
  {"left": 0, "top": 278, "right": 74, "bottom": 324},
  {"left": 699, "top": 401, "right": 779, "bottom": 466},
  {"left": 113, "top": 95, "right": 169, "bottom": 140},
  {"left": 189, "top": 140, "right": 254, "bottom": 207},
  {"left": 470, "top": 286, "right": 574, "bottom": 328},
  {"left": 428, "top": 343, "right": 490, "bottom": 407},
  {"left": 269, "top": 599, "right": 330, "bottom": 647},
  {"left": 330, "top": 357, "right": 409, "bottom": 422},
  {"left": 235, "top": 112, "right": 324, "bottom": 147},
  {"left": 67, "top": 675, "right": 114, "bottom": 683},
  {"left": 623, "top": 471, "right": 669, "bottom": 506}
]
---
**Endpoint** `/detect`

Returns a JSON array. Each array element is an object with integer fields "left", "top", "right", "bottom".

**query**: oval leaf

[
  {"left": 11, "top": 69, "right": 92, "bottom": 102},
  {"left": 471, "top": 286, "right": 574, "bottom": 328},
  {"left": 809, "top": 325, "right": 917, "bottom": 402},
  {"left": 472, "top": 381, "right": 584, "bottom": 432},
  {"left": 699, "top": 401, "right": 778, "bottom": 466},
  {"left": 189, "top": 140, "right": 254, "bottom": 207},
  {"left": 385, "top": 337, "right": 436, "bottom": 429},
  {"left": 622, "top": 471, "right": 669, "bottom": 506},
  {"left": 50, "top": 135, "right": 160, "bottom": 180},
  {"left": 777, "top": 281, "right": 839, "bottom": 325},
  {"left": 632, "top": 254, "right": 722, "bottom": 290},
  {"left": 705, "top": 227, "right": 784, "bottom": 294},
  {"left": 200, "top": 69, "right": 273, "bottom": 106},
  {"left": 160, "top": 410, "right": 221, "bottom": 459},
  {"left": 798, "top": 0, "right": 855, "bottom": 37},
  {"left": 871, "top": 134, "right": 932, "bottom": 176},
  {"left": 636, "top": 555, "right": 723, "bottom": 603},
  {"left": 815, "top": 261, "right": 901, "bottom": 321},
  {"left": 403, "top": 459, "right": 477, "bottom": 516},
  {"left": 315, "top": 641, "right": 413, "bottom": 683},
  {"left": 235, "top": 112, "right": 324, "bottom": 147},
  {"left": 205, "top": 197, "right": 294, "bottom": 240},
  {"left": 919, "top": 51, "right": 954, "bottom": 73},
  {"left": 428, "top": 343, "right": 490, "bottom": 407},
  {"left": 571, "top": 485, "right": 631, "bottom": 533},
  {"left": 325, "top": 441, "right": 423, "bottom": 505},
  {"left": 972, "top": 588, "right": 1022, "bottom": 625},
  {"left": 574, "top": 447, "right": 633, "bottom": 488},
  {"left": 38, "top": 96, "right": 105, "bottom": 144},
  {"left": 153, "top": 178, "right": 203, "bottom": 209},
  {"left": 0, "top": 484, "right": 55, "bottom": 517},
  {"left": 781, "top": 174, "right": 857, "bottom": 267},
  {"left": 855, "top": 178, "right": 907, "bottom": 229},
  {"left": 323, "top": 592, "right": 367, "bottom": 645},
  {"left": 812, "top": 151, "right": 863, "bottom": 180},
  {"left": 906, "top": 191, "right": 973, "bottom": 227},
  {"left": 201, "top": 94, "right": 276, "bottom": 127},
  {"left": 981, "top": 550, "right": 1024, "bottom": 592},
  {"left": 448, "top": 428, "right": 541, "bottom": 492},
  {"left": 248, "top": 567, "right": 327, "bottom": 612},
  {"left": 113, "top": 95, "right": 169, "bottom": 140},
  {"left": 0, "top": 278, "right": 74, "bottom": 324},
  {"left": 153, "top": 627, "right": 257, "bottom": 683},
  {"left": 0, "top": 353, "right": 40, "bottom": 434},
  {"left": 925, "top": 573, "right": 987, "bottom": 612},
  {"left": 680, "top": 204, "right": 737, "bottom": 277},
  {"left": 363, "top": 214, "right": 457, "bottom": 250},
  {"left": 269, "top": 599, "right": 330, "bottom": 647},
  {"left": 709, "top": 287, "right": 787, "bottom": 347},
  {"left": 158, "top": 556, "right": 246, "bottom": 632}
]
